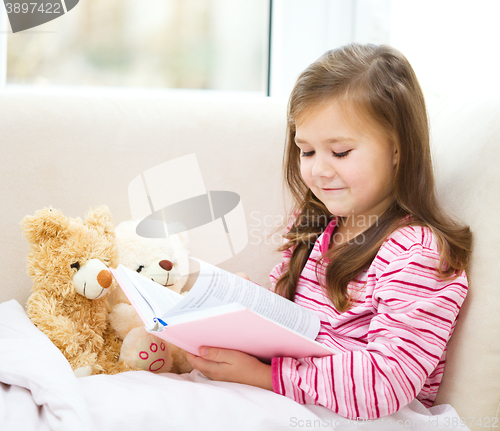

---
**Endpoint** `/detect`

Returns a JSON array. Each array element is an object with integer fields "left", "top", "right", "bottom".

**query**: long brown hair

[{"left": 274, "top": 43, "right": 472, "bottom": 312}]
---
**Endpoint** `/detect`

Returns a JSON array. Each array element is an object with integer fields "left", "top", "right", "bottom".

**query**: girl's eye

[
  {"left": 137, "top": 265, "right": 145, "bottom": 273},
  {"left": 300, "top": 150, "right": 352, "bottom": 158},
  {"left": 333, "top": 150, "right": 351, "bottom": 158}
]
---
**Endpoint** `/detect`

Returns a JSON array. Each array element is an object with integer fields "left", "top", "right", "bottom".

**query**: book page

[
  {"left": 164, "top": 258, "right": 320, "bottom": 340},
  {"left": 111, "top": 265, "right": 184, "bottom": 326}
]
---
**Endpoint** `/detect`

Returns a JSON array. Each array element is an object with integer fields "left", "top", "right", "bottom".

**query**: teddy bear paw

[
  {"left": 73, "top": 365, "right": 92, "bottom": 378},
  {"left": 120, "top": 326, "right": 173, "bottom": 373}
]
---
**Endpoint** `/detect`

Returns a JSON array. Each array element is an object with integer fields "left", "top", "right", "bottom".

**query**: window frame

[{"left": 268, "top": 0, "right": 355, "bottom": 98}]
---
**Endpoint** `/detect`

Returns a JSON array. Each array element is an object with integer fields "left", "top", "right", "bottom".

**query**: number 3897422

[{"left": 5, "top": 3, "right": 62, "bottom": 14}]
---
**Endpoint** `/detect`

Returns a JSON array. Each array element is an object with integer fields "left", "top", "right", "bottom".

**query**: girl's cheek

[{"left": 300, "top": 164, "right": 310, "bottom": 179}]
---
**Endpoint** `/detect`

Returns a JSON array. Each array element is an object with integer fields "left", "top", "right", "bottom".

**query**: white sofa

[{"left": 0, "top": 90, "right": 498, "bottom": 430}]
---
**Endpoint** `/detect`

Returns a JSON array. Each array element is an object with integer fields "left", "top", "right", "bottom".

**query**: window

[{"left": 5, "top": 0, "right": 269, "bottom": 93}]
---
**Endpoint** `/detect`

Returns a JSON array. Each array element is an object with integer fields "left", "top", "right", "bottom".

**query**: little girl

[{"left": 186, "top": 43, "right": 471, "bottom": 420}]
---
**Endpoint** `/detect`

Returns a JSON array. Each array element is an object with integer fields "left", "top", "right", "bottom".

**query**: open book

[{"left": 110, "top": 259, "right": 339, "bottom": 363}]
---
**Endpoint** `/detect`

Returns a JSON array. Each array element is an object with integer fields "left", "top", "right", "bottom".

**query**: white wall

[
  {"left": 270, "top": 0, "right": 500, "bottom": 100},
  {"left": 390, "top": 0, "right": 500, "bottom": 99}
]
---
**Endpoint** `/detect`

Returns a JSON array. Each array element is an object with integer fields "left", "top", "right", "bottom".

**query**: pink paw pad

[{"left": 138, "top": 341, "right": 168, "bottom": 372}]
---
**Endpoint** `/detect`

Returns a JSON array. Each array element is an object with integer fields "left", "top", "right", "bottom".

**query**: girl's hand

[
  {"left": 185, "top": 347, "right": 273, "bottom": 391},
  {"left": 234, "top": 272, "right": 250, "bottom": 280}
]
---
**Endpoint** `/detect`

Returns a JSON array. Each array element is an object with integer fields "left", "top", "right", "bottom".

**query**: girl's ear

[{"left": 392, "top": 146, "right": 399, "bottom": 167}]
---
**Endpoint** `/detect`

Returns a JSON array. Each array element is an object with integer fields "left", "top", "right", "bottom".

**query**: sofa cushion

[{"left": 430, "top": 95, "right": 500, "bottom": 425}]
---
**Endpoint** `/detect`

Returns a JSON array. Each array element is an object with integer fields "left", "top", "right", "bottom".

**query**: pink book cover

[{"left": 150, "top": 304, "right": 338, "bottom": 363}]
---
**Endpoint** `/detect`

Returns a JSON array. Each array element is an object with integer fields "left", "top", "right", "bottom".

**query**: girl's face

[{"left": 295, "top": 100, "right": 398, "bottom": 223}]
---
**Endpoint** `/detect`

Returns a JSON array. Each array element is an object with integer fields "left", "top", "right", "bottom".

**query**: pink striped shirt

[{"left": 269, "top": 216, "right": 468, "bottom": 419}]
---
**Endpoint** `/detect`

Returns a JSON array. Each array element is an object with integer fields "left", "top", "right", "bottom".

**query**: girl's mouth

[{"left": 322, "top": 187, "right": 346, "bottom": 192}]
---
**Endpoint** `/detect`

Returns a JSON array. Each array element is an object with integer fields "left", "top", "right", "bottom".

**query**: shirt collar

[{"left": 319, "top": 217, "right": 338, "bottom": 254}]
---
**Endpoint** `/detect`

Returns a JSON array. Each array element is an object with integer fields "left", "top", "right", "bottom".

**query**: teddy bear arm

[
  {"left": 169, "top": 345, "right": 194, "bottom": 374},
  {"left": 108, "top": 303, "right": 144, "bottom": 339},
  {"left": 30, "top": 313, "right": 102, "bottom": 371},
  {"left": 28, "top": 311, "right": 84, "bottom": 356},
  {"left": 27, "top": 294, "right": 106, "bottom": 360},
  {"left": 69, "top": 352, "right": 99, "bottom": 371},
  {"left": 93, "top": 325, "right": 135, "bottom": 375}
]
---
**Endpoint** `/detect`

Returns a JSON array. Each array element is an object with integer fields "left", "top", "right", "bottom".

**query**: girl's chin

[{"left": 323, "top": 206, "right": 351, "bottom": 218}]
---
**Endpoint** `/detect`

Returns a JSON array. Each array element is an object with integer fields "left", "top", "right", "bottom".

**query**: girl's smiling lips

[{"left": 321, "top": 187, "right": 346, "bottom": 192}]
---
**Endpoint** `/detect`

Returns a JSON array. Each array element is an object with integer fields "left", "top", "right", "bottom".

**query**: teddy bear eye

[
  {"left": 71, "top": 262, "right": 80, "bottom": 271},
  {"left": 136, "top": 265, "right": 145, "bottom": 273}
]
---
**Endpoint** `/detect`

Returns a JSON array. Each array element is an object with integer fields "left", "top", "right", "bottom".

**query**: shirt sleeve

[{"left": 270, "top": 239, "right": 468, "bottom": 419}]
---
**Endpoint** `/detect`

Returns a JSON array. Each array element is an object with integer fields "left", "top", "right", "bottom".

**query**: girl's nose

[{"left": 312, "top": 156, "right": 334, "bottom": 177}]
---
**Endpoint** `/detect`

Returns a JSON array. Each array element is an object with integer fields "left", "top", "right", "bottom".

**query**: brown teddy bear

[{"left": 22, "top": 206, "right": 134, "bottom": 377}]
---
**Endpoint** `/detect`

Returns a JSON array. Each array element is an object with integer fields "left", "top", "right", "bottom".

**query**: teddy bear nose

[
  {"left": 97, "top": 270, "right": 113, "bottom": 288},
  {"left": 159, "top": 260, "right": 173, "bottom": 271}
]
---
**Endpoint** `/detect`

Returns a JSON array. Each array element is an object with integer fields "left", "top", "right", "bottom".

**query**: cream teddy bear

[{"left": 108, "top": 220, "right": 193, "bottom": 374}]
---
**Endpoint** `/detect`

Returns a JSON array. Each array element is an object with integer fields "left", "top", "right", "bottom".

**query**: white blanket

[{"left": 0, "top": 300, "right": 470, "bottom": 431}]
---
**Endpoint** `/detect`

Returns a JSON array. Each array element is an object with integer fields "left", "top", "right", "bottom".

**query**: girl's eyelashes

[
  {"left": 300, "top": 151, "right": 315, "bottom": 157},
  {"left": 333, "top": 150, "right": 352, "bottom": 158},
  {"left": 300, "top": 150, "right": 352, "bottom": 158}
]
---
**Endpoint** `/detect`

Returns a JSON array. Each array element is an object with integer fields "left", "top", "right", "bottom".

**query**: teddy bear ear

[
  {"left": 175, "top": 231, "right": 189, "bottom": 248},
  {"left": 21, "top": 207, "right": 70, "bottom": 244},
  {"left": 84, "top": 205, "right": 114, "bottom": 235}
]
